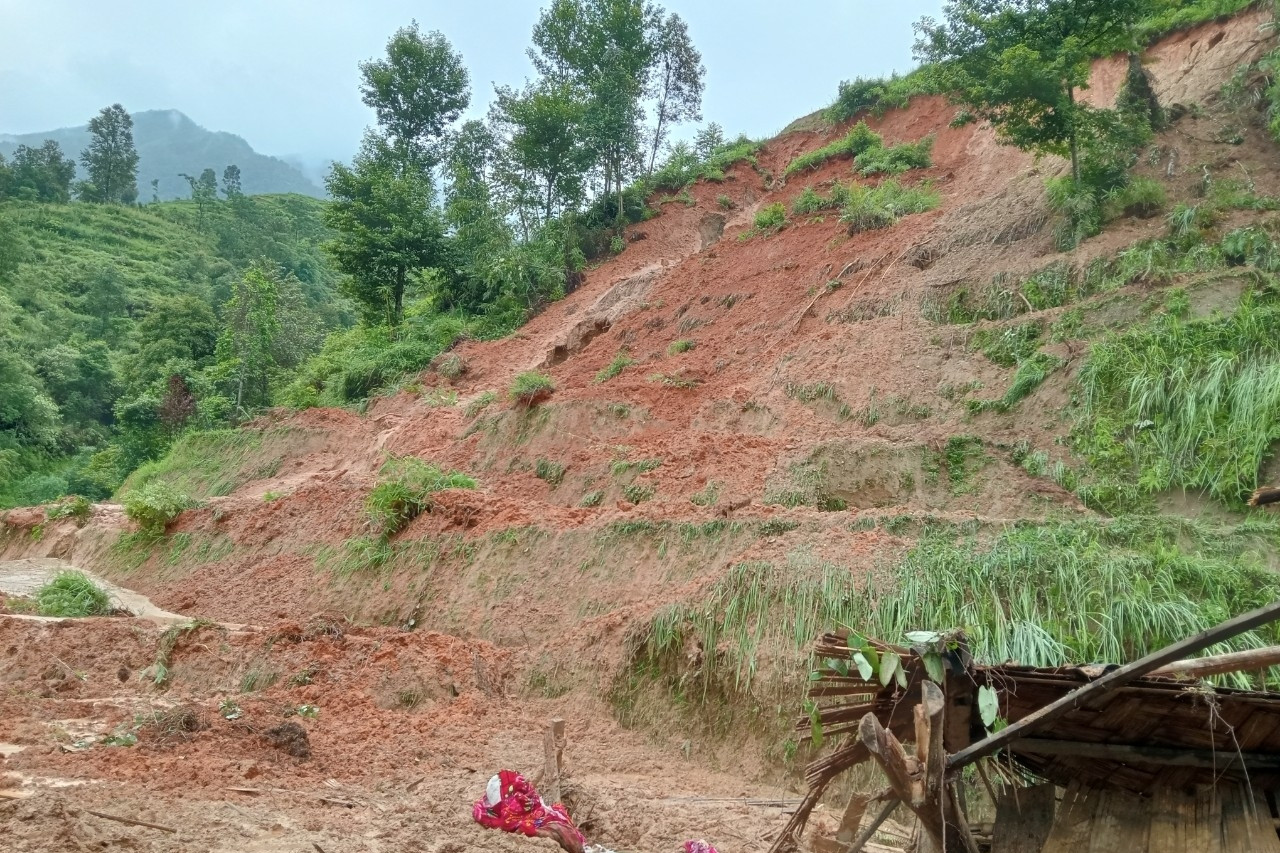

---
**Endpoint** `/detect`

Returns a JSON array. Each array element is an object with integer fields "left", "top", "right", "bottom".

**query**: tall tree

[
  {"left": 9, "top": 140, "right": 77, "bottom": 202},
  {"left": 358, "top": 21, "right": 471, "bottom": 162},
  {"left": 646, "top": 12, "right": 704, "bottom": 173},
  {"left": 221, "top": 164, "right": 243, "bottom": 200},
  {"left": 324, "top": 133, "right": 452, "bottom": 328},
  {"left": 530, "top": 0, "right": 660, "bottom": 219},
  {"left": 180, "top": 168, "right": 219, "bottom": 228},
  {"left": 693, "top": 122, "right": 725, "bottom": 161},
  {"left": 79, "top": 104, "right": 140, "bottom": 204},
  {"left": 215, "top": 264, "right": 299, "bottom": 415},
  {"left": 492, "top": 82, "right": 592, "bottom": 228},
  {"left": 915, "top": 0, "right": 1149, "bottom": 184}
]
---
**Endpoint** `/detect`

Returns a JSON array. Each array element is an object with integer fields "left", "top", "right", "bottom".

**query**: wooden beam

[
  {"left": 845, "top": 797, "right": 900, "bottom": 853},
  {"left": 1009, "top": 738, "right": 1280, "bottom": 770},
  {"left": 1151, "top": 644, "right": 1280, "bottom": 679},
  {"left": 947, "top": 598, "right": 1280, "bottom": 771},
  {"left": 543, "top": 718, "right": 566, "bottom": 804}
]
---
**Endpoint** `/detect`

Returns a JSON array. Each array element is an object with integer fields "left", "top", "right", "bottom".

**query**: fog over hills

[{"left": 0, "top": 109, "right": 325, "bottom": 201}]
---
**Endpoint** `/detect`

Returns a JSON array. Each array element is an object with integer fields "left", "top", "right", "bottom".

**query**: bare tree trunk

[{"left": 1067, "top": 85, "right": 1081, "bottom": 185}]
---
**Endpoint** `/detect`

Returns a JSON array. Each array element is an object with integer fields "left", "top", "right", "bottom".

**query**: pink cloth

[{"left": 684, "top": 842, "right": 719, "bottom": 853}]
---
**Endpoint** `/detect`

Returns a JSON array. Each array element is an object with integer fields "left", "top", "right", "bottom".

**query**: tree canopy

[{"left": 78, "top": 104, "right": 140, "bottom": 204}]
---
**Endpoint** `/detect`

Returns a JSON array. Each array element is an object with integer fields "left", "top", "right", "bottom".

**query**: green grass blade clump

[
  {"left": 509, "top": 371, "right": 555, "bottom": 405},
  {"left": 785, "top": 121, "right": 883, "bottom": 177},
  {"left": 855, "top": 135, "right": 935, "bottom": 176},
  {"left": 840, "top": 179, "right": 940, "bottom": 233},
  {"left": 121, "top": 482, "right": 194, "bottom": 536},
  {"left": 365, "top": 456, "right": 477, "bottom": 537},
  {"left": 36, "top": 571, "right": 113, "bottom": 617}
]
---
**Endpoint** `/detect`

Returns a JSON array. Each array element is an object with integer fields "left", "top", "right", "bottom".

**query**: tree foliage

[
  {"left": 915, "top": 0, "right": 1150, "bottom": 182},
  {"left": 78, "top": 104, "right": 140, "bottom": 204},
  {"left": 647, "top": 12, "right": 704, "bottom": 173},
  {"left": 2, "top": 140, "right": 77, "bottom": 203}
]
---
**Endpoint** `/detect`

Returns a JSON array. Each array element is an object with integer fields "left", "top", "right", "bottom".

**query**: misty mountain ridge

[{"left": 0, "top": 109, "right": 326, "bottom": 201}]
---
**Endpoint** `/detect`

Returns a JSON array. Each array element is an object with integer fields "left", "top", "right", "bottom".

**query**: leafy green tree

[
  {"left": 78, "top": 104, "right": 140, "bottom": 204},
  {"left": 180, "top": 168, "right": 220, "bottom": 228},
  {"left": 530, "top": 0, "right": 660, "bottom": 220},
  {"left": 324, "top": 133, "right": 452, "bottom": 328},
  {"left": 150, "top": 178, "right": 160, "bottom": 204},
  {"left": 9, "top": 140, "right": 77, "bottom": 202},
  {"left": 33, "top": 341, "right": 117, "bottom": 437},
  {"left": 492, "top": 81, "right": 592, "bottom": 227},
  {"left": 915, "top": 0, "right": 1150, "bottom": 184},
  {"left": 0, "top": 346, "right": 60, "bottom": 449},
  {"left": 646, "top": 12, "right": 704, "bottom": 173},
  {"left": 216, "top": 265, "right": 281, "bottom": 414},
  {"left": 693, "top": 122, "right": 725, "bottom": 162},
  {"left": 221, "top": 164, "right": 243, "bottom": 200},
  {"left": 359, "top": 21, "right": 470, "bottom": 161},
  {"left": 0, "top": 153, "right": 11, "bottom": 200}
]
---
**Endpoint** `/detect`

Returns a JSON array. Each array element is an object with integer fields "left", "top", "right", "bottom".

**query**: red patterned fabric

[
  {"left": 473, "top": 770, "right": 584, "bottom": 844},
  {"left": 684, "top": 842, "right": 719, "bottom": 853}
]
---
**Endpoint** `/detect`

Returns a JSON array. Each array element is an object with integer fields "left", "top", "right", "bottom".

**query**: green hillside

[
  {"left": 0, "top": 110, "right": 325, "bottom": 201},
  {"left": 0, "top": 193, "right": 352, "bottom": 506}
]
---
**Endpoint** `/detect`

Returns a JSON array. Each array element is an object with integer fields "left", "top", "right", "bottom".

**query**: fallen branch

[
  {"left": 84, "top": 810, "right": 177, "bottom": 833},
  {"left": 1151, "top": 644, "right": 1280, "bottom": 679}
]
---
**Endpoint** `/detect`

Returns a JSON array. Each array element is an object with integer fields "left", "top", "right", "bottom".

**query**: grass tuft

[
  {"left": 840, "top": 179, "right": 940, "bottom": 233},
  {"left": 595, "top": 352, "right": 634, "bottom": 383},
  {"left": 365, "top": 456, "right": 476, "bottom": 538},
  {"left": 36, "top": 571, "right": 112, "bottom": 617},
  {"left": 121, "top": 482, "right": 193, "bottom": 536},
  {"left": 509, "top": 371, "right": 555, "bottom": 405}
]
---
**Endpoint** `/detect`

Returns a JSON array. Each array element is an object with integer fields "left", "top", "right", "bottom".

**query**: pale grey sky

[{"left": 0, "top": 1, "right": 943, "bottom": 165}]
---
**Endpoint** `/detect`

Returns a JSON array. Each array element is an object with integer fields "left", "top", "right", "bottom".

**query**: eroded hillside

[{"left": 5, "top": 8, "right": 1280, "bottom": 852}]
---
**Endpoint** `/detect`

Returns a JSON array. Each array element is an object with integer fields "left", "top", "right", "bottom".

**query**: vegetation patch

[
  {"left": 666, "top": 339, "right": 695, "bottom": 355},
  {"left": 36, "top": 571, "right": 112, "bottom": 617},
  {"left": 121, "top": 481, "right": 194, "bottom": 536},
  {"left": 46, "top": 495, "right": 92, "bottom": 525},
  {"left": 840, "top": 179, "right": 940, "bottom": 233},
  {"left": 365, "top": 456, "right": 476, "bottom": 538},
  {"left": 595, "top": 352, "right": 634, "bottom": 383},
  {"left": 509, "top": 371, "right": 555, "bottom": 405},
  {"left": 534, "top": 458, "right": 566, "bottom": 487},
  {"left": 854, "top": 136, "right": 934, "bottom": 176},
  {"left": 784, "top": 121, "right": 883, "bottom": 177}
]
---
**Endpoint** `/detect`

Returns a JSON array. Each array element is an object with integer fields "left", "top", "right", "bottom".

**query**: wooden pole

[
  {"left": 947, "top": 599, "right": 1280, "bottom": 771},
  {"left": 844, "top": 797, "right": 900, "bottom": 853},
  {"left": 543, "top": 718, "right": 566, "bottom": 804},
  {"left": 1151, "top": 644, "right": 1280, "bottom": 679},
  {"left": 1008, "top": 738, "right": 1280, "bottom": 770}
]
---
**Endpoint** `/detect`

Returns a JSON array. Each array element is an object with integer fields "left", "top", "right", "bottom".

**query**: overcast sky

[{"left": 0, "top": 0, "right": 943, "bottom": 165}]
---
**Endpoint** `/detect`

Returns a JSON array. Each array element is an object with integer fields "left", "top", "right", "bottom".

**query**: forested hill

[
  {"left": 0, "top": 110, "right": 325, "bottom": 201},
  {"left": 0, "top": 194, "right": 352, "bottom": 505}
]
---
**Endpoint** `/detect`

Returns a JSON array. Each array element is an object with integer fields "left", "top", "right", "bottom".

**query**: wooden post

[
  {"left": 836, "top": 793, "right": 870, "bottom": 846},
  {"left": 948, "top": 599, "right": 1280, "bottom": 771},
  {"left": 543, "top": 718, "right": 566, "bottom": 804},
  {"left": 845, "top": 797, "right": 900, "bottom": 853}
]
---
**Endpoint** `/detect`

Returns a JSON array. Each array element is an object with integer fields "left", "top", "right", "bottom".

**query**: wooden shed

[{"left": 772, "top": 602, "right": 1280, "bottom": 853}]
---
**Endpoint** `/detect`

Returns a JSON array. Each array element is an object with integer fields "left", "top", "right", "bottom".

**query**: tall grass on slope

[
  {"left": 365, "top": 456, "right": 476, "bottom": 537},
  {"left": 36, "top": 571, "right": 113, "bottom": 617},
  {"left": 840, "top": 179, "right": 940, "bottom": 233},
  {"left": 1077, "top": 284, "right": 1280, "bottom": 505},
  {"left": 627, "top": 518, "right": 1280, "bottom": 704}
]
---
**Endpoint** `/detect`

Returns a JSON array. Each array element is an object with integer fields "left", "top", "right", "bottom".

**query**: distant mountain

[{"left": 0, "top": 109, "right": 325, "bottom": 201}]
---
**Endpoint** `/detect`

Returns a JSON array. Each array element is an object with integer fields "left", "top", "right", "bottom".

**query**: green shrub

[
  {"left": 1103, "top": 176, "right": 1166, "bottom": 220},
  {"left": 509, "top": 371, "right": 555, "bottom": 405},
  {"left": 46, "top": 495, "right": 92, "bottom": 526},
  {"left": 717, "top": 194, "right": 734, "bottom": 209},
  {"left": 824, "top": 69, "right": 941, "bottom": 124},
  {"left": 855, "top": 135, "right": 935, "bottom": 176},
  {"left": 464, "top": 390, "right": 497, "bottom": 418},
  {"left": 122, "top": 482, "right": 193, "bottom": 536},
  {"left": 690, "top": 481, "right": 721, "bottom": 507},
  {"left": 535, "top": 458, "right": 566, "bottom": 487},
  {"left": 36, "top": 571, "right": 112, "bottom": 617},
  {"left": 840, "top": 179, "right": 940, "bottom": 233},
  {"left": 365, "top": 456, "right": 476, "bottom": 537},
  {"left": 785, "top": 121, "right": 884, "bottom": 177},
  {"left": 972, "top": 323, "right": 1042, "bottom": 367},
  {"left": 435, "top": 353, "right": 466, "bottom": 381},
  {"left": 667, "top": 339, "right": 695, "bottom": 355},
  {"left": 595, "top": 352, "right": 634, "bottom": 383},
  {"left": 753, "top": 203, "right": 787, "bottom": 232},
  {"left": 623, "top": 483, "right": 656, "bottom": 504},
  {"left": 579, "top": 490, "right": 604, "bottom": 507}
]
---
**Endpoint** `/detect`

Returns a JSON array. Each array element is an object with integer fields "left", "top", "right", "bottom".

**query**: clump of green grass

[
  {"left": 535, "top": 458, "right": 566, "bottom": 487},
  {"left": 969, "top": 353, "right": 1064, "bottom": 414},
  {"left": 579, "top": 490, "right": 604, "bottom": 508},
  {"left": 36, "top": 571, "right": 112, "bottom": 617},
  {"left": 509, "top": 371, "right": 555, "bottom": 405},
  {"left": 1103, "top": 175, "right": 1166, "bottom": 220},
  {"left": 121, "top": 482, "right": 194, "bottom": 537},
  {"left": 792, "top": 183, "right": 852, "bottom": 215},
  {"left": 1077, "top": 284, "right": 1280, "bottom": 507},
  {"left": 435, "top": 353, "right": 466, "bottom": 381},
  {"left": 971, "top": 323, "right": 1042, "bottom": 368},
  {"left": 667, "top": 339, "right": 695, "bottom": 355},
  {"left": 595, "top": 352, "right": 634, "bottom": 383},
  {"left": 840, "top": 179, "right": 940, "bottom": 233},
  {"left": 739, "top": 202, "right": 786, "bottom": 239},
  {"left": 785, "top": 121, "right": 883, "bottom": 177},
  {"left": 758, "top": 519, "right": 801, "bottom": 536},
  {"left": 690, "top": 481, "right": 721, "bottom": 507},
  {"left": 824, "top": 70, "right": 941, "bottom": 125},
  {"left": 365, "top": 456, "right": 476, "bottom": 538},
  {"left": 464, "top": 390, "right": 497, "bottom": 418},
  {"left": 623, "top": 483, "right": 656, "bottom": 504},
  {"left": 46, "top": 495, "right": 92, "bottom": 525},
  {"left": 854, "top": 135, "right": 934, "bottom": 176}
]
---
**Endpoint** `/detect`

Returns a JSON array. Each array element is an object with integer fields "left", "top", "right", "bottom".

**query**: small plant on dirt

[
  {"left": 854, "top": 135, "right": 934, "bottom": 176},
  {"left": 690, "top": 481, "right": 721, "bottom": 507},
  {"left": 840, "top": 179, "right": 940, "bottom": 233},
  {"left": 262, "top": 491, "right": 283, "bottom": 502},
  {"left": 46, "top": 495, "right": 92, "bottom": 526},
  {"left": 464, "top": 390, "right": 497, "bottom": 418},
  {"left": 122, "top": 482, "right": 194, "bottom": 537},
  {"left": 288, "top": 663, "right": 320, "bottom": 687},
  {"left": 744, "top": 202, "right": 787, "bottom": 238},
  {"left": 240, "top": 665, "right": 280, "bottom": 693},
  {"left": 219, "top": 698, "right": 243, "bottom": 720},
  {"left": 436, "top": 353, "right": 466, "bottom": 381},
  {"left": 509, "top": 371, "right": 555, "bottom": 405},
  {"left": 610, "top": 235, "right": 626, "bottom": 255},
  {"left": 667, "top": 339, "right": 695, "bottom": 355},
  {"left": 595, "top": 351, "right": 634, "bottom": 383},
  {"left": 716, "top": 194, "right": 734, "bottom": 209},
  {"left": 623, "top": 483, "right": 656, "bottom": 504},
  {"left": 153, "top": 619, "right": 219, "bottom": 687},
  {"left": 294, "top": 704, "right": 320, "bottom": 719},
  {"left": 758, "top": 519, "right": 801, "bottom": 536},
  {"left": 365, "top": 456, "right": 477, "bottom": 538},
  {"left": 579, "top": 490, "right": 604, "bottom": 508},
  {"left": 35, "top": 571, "right": 112, "bottom": 617},
  {"left": 648, "top": 372, "right": 700, "bottom": 389},
  {"left": 535, "top": 458, "right": 567, "bottom": 487}
]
